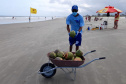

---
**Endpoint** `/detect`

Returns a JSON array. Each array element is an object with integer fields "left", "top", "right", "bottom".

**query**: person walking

[{"left": 66, "top": 5, "right": 84, "bottom": 52}]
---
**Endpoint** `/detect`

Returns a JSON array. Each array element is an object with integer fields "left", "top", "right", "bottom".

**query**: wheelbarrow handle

[
  {"left": 99, "top": 57, "right": 106, "bottom": 60},
  {"left": 83, "top": 50, "right": 96, "bottom": 57},
  {"left": 91, "top": 50, "right": 96, "bottom": 52},
  {"left": 78, "top": 57, "right": 106, "bottom": 68}
]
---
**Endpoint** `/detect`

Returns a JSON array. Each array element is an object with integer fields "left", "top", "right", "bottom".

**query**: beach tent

[
  {"left": 96, "top": 6, "right": 123, "bottom": 13},
  {"left": 96, "top": 6, "right": 123, "bottom": 28}
]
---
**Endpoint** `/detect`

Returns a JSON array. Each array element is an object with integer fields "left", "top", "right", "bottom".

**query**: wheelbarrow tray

[{"left": 47, "top": 52, "right": 85, "bottom": 67}]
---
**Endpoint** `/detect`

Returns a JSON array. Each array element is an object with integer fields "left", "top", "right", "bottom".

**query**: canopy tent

[
  {"left": 96, "top": 6, "right": 123, "bottom": 28},
  {"left": 96, "top": 6, "right": 123, "bottom": 13}
]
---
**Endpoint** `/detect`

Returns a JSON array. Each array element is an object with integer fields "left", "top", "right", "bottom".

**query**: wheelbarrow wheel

[{"left": 40, "top": 63, "right": 56, "bottom": 78}]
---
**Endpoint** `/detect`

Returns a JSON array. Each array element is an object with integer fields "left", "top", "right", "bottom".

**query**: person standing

[
  {"left": 29, "top": 16, "right": 31, "bottom": 22},
  {"left": 66, "top": 5, "right": 84, "bottom": 52},
  {"left": 12, "top": 16, "right": 14, "bottom": 19},
  {"left": 45, "top": 17, "right": 46, "bottom": 20},
  {"left": 113, "top": 12, "right": 120, "bottom": 29},
  {"left": 85, "top": 16, "right": 87, "bottom": 21}
]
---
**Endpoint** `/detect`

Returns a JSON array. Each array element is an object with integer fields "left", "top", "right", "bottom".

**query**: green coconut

[
  {"left": 55, "top": 57, "right": 63, "bottom": 60},
  {"left": 76, "top": 50, "right": 83, "bottom": 57},
  {"left": 54, "top": 49, "right": 60, "bottom": 55},
  {"left": 73, "top": 54, "right": 76, "bottom": 58},
  {"left": 70, "top": 30, "right": 76, "bottom": 38},
  {"left": 65, "top": 52, "right": 74, "bottom": 60},
  {"left": 57, "top": 51, "right": 65, "bottom": 58},
  {"left": 72, "top": 57, "right": 74, "bottom": 60},
  {"left": 49, "top": 52, "right": 56, "bottom": 59},
  {"left": 74, "top": 57, "right": 82, "bottom": 61}
]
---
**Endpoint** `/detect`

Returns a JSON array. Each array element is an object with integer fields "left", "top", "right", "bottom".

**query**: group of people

[
  {"left": 66, "top": 5, "right": 120, "bottom": 52},
  {"left": 94, "top": 17, "right": 103, "bottom": 21},
  {"left": 29, "top": 16, "right": 54, "bottom": 22},
  {"left": 10, "top": 5, "right": 120, "bottom": 52},
  {"left": 85, "top": 16, "right": 91, "bottom": 22}
]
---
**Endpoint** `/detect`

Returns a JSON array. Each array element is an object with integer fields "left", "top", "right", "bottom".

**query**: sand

[{"left": 0, "top": 17, "right": 126, "bottom": 84}]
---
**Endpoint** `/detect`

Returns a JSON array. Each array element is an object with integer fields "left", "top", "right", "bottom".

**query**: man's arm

[
  {"left": 78, "top": 27, "right": 82, "bottom": 32},
  {"left": 115, "top": 15, "right": 119, "bottom": 18},
  {"left": 115, "top": 13, "right": 119, "bottom": 18},
  {"left": 67, "top": 25, "right": 70, "bottom": 33},
  {"left": 78, "top": 16, "right": 84, "bottom": 32}
]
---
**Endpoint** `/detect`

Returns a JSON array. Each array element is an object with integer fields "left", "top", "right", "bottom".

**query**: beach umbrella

[{"left": 96, "top": 6, "right": 123, "bottom": 13}]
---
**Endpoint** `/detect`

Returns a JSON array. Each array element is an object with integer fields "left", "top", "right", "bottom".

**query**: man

[
  {"left": 113, "top": 12, "right": 120, "bottom": 29},
  {"left": 66, "top": 5, "right": 84, "bottom": 52}
]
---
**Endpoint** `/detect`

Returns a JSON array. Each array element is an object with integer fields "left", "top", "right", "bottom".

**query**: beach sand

[{"left": 0, "top": 17, "right": 126, "bottom": 84}]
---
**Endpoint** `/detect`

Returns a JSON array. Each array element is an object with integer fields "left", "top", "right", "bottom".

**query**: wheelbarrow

[{"left": 38, "top": 50, "right": 106, "bottom": 80}]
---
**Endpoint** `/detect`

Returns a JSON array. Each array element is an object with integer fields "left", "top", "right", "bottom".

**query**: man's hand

[
  {"left": 76, "top": 31, "right": 80, "bottom": 35},
  {"left": 75, "top": 31, "right": 80, "bottom": 37}
]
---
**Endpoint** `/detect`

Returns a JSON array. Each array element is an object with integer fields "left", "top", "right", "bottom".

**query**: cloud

[
  {"left": 0, "top": 0, "right": 125, "bottom": 16},
  {"left": 29, "top": 0, "right": 71, "bottom": 16},
  {"left": 80, "top": 4, "right": 91, "bottom": 8}
]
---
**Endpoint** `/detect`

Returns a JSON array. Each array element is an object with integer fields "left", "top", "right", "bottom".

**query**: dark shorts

[
  {"left": 69, "top": 33, "right": 82, "bottom": 46},
  {"left": 115, "top": 20, "right": 119, "bottom": 22}
]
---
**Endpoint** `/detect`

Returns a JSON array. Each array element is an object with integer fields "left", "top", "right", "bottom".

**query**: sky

[{"left": 0, "top": 0, "right": 126, "bottom": 17}]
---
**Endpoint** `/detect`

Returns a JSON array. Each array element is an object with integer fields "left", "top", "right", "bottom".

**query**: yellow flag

[{"left": 30, "top": 7, "right": 37, "bottom": 14}]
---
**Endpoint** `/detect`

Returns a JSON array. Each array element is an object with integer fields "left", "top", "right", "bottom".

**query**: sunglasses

[{"left": 72, "top": 9, "right": 78, "bottom": 12}]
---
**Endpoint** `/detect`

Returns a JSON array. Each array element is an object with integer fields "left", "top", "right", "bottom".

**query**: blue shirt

[{"left": 66, "top": 14, "right": 84, "bottom": 34}]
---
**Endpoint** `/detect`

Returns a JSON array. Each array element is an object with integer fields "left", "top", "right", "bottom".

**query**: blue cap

[{"left": 72, "top": 5, "right": 78, "bottom": 10}]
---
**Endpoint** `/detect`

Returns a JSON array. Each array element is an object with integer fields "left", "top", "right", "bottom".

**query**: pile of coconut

[{"left": 49, "top": 49, "right": 83, "bottom": 61}]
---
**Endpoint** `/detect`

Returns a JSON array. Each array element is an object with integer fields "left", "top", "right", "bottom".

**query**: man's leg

[
  {"left": 116, "top": 21, "right": 118, "bottom": 29},
  {"left": 76, "top": 46, "right": 79, "bottom": 51},
  {"left": 113, "top": 21, "right": 115, "bottom": 28},
  {"left": 76, "top": 33, "right": 82, "bottom": 51},
  {"left": 70, "top": 45, "right": 73, "bottom": 52},
  {"left": 115, "top": 21, "right": 118, "bottom": 29},
  {"left": 69, "top": 37, "right": 75, "bottom": 52}
]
